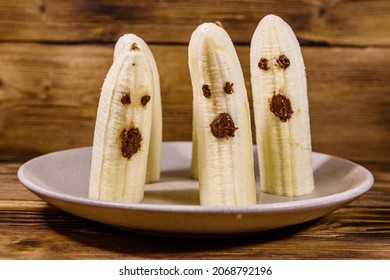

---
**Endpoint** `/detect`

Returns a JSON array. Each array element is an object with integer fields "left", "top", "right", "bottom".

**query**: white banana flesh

[
  {"left": 189, "top": 23, "right": 256, "bottom": 206},
  {"left": 191, "top": 110, "right": 199, "bottom": 179},
  {"left": 89, "top": 35, "right": 154, "bottom": 203},
  {"left": 114, "top": 35, "right": 162, "bottom": 183},
  {"left": 250, "top": 15, "right": 314, "bottom": 196}
]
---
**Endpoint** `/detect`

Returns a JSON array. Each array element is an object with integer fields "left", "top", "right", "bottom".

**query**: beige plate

[{"left": 17, "top": 141, "right": 373, "bottom": 237}]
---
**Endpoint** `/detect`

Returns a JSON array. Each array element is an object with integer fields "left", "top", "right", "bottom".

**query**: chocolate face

[
  {"left": 120, "top": 128, "right": 142, "bottom": 159},
  {"left": 210, "top": 113, "right": 238, "bottom": 139},
  {"left": 269, "top": 93, "right": 293, "bottom": 122}
]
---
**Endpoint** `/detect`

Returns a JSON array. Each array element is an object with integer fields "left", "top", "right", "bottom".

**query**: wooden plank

[
  {"left": 1, "top": 162, "right": 389, "bottom": 259},
  {"left": 0, "top": 43, "right": 389, "bottom": 162},
  {"left": 0, "top": 162, "right": 41, "bottom": 201},
  {"left": 1, "top": 208, "right": 388, "bottom": 259},
  {"left": 0, "top": 0, "right": 389, "bottom": 46},
  {"left": 1, "top": 173, "right": 389, "bottom": 259}
]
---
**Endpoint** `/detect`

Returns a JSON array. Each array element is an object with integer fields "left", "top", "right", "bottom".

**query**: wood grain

[
  {"left": 1, "top": 0, "right": 389, "bottom": 262},
  {"left": 0, "top": 0, "right": 389, "bottom": 46},
  {"left": 1, "top": 162, "right": 389, "bottom": 259},
  {"left": 0, "top": 43, "right": 389, "bottom": 162}
]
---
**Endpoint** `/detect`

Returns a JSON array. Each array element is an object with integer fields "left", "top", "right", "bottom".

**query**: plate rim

[{"left": 17, "top": 142, "right": 374, "bottom": 215}]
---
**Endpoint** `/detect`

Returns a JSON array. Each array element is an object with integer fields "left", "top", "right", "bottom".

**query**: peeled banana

[
  {"left": 250, "top": 15, "right": 314, "bottom": 196},
  {"left": 189, "top": 23, "right": 256, "bottom": 206},
  {"left": 114, "top": 34, "right": 162, "bottom": 184},
  {"left": 89, "top": 34, "right": 158, "bottom": 203}
]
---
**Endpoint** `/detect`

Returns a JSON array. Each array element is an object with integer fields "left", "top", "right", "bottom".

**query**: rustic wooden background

[
  {"left": 0, "top": 0, "right": 390, "bottom": 260},
  {"left": 0, "top": 0, "right": 389, "bottom": 164}
]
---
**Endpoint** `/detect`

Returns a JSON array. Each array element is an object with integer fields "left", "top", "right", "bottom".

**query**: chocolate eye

[
  {"left": 258, "top": 58, "right": 269, "bottom": 70},
  {"left": 276, "top": 55, "right": 290, "bottom": 70},
  {"left": 141, "top": 95, "right": 151, "bottom": 107},
  {"left": 202, "top": 84, "right": 211, "bottom": 98},
  {"left": 120, "top": 93, "right": 131, "bottom": 105},
  {"left": 223, "top": 82, "right": 234, "bottom": 94}
]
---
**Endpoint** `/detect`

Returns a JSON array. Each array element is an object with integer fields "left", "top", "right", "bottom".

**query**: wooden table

[
  {"left": 0, "top": 161, "right": 389, "bottom": 259},
  {"left": 0, "top": 0, "right": 389, "bottom": 259}
]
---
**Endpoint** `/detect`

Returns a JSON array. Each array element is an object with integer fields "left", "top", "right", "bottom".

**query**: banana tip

[{"left": 214, "top": 21, "right": 224, "bottom": 28}]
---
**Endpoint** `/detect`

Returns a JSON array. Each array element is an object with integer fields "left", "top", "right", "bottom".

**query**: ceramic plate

[{"left": 17, "top": 142, "right": 373, "bottom": 236}]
